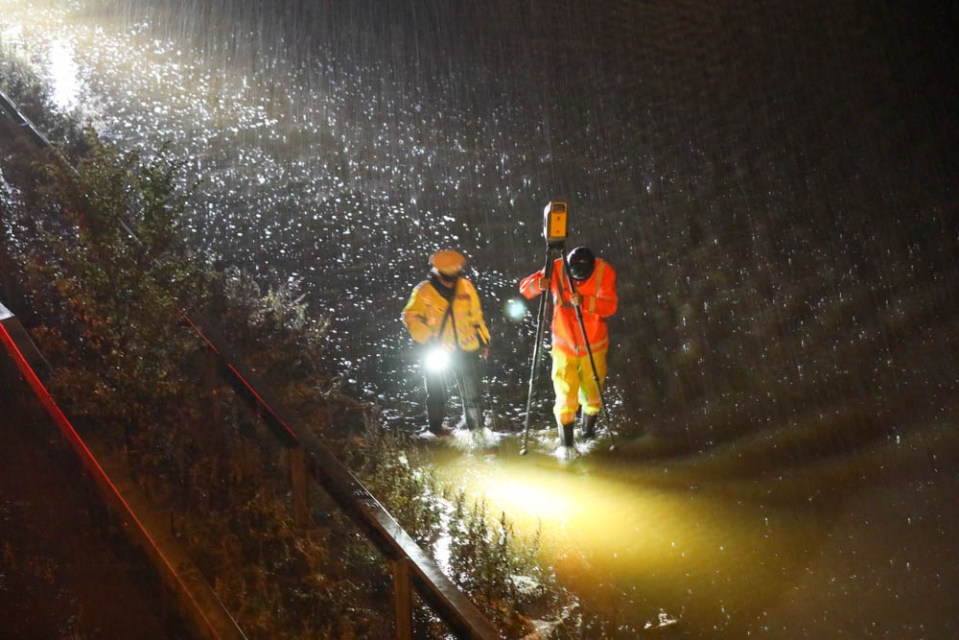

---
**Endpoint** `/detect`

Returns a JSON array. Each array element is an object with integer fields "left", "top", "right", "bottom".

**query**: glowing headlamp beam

[{"left": 424, "top": 347, "right": 451, "bottom": 373}]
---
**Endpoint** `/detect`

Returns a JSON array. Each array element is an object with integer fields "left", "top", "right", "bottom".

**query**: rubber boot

[
  {"left": 427, "top": 406, "right": 447, "bottom": 436},
  {"left": 583, "top": 413, "right": 598, "bottom": 439},
  {"left": 560, "top": 422, "right": 575, "bottom": 448},
  {"left": 464, "top": 406, "right": 483, "bottom": 432}
]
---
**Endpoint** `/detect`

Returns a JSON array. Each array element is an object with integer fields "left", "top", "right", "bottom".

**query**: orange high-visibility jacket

[
  {"left": 402, "top": 276, "right": 490, "bottom": 352},
  {"left": 519, "top": 258, "right": 618, "bottom": 356}
]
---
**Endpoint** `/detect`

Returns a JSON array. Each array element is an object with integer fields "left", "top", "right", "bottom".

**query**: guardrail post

[
  {"left": 289, "top": 446, "right": 311, "bottom": 528},
  {"left": 201, "top": 349, "right": 223, "bottom": 426},
  {"left": 393, "top": 557, "right": 413, "bottom": 640}
]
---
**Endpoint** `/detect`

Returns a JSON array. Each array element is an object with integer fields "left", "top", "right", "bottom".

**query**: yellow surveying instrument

[{"left": 543, "top": 200, "right": 568, "bottom": 246}]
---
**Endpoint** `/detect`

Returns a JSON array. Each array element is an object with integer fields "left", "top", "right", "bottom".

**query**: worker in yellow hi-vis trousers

[{"left": 520, "top": 246, "right": 617, "bottom": 447}]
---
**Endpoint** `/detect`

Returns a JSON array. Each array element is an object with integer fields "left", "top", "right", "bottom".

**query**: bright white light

[
  {"left": 504, "top": 298, "right": 526, "bottom": 322},
  {"left": 49, "top": 40, "right": 81, "bottom": 111},
  {"left": 485, "top": 478, "right": 577, "bottom": 521},
  {"left": 423, "top": 347, "right": 450, "bottom": 373}
]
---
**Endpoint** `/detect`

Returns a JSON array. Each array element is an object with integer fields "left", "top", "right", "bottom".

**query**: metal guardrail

[
  {"left": 0, "top": 302, "right": 248, "bottom": 640},
  {"left": 185, "top": 312, "right": 500, "bottom": 640},
  {"left": 0, "top": 87, "right": 51, "bottom": 147},
  {"left": 0, "top": 87, "right": 500, "bottom": 638},
  {"left": 1, "top": 295, "right": 500, "bottom": 639}
]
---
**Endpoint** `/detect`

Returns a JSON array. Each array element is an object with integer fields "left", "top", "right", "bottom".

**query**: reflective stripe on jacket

[
  {"left": 402, "top": 277, "right": 490, "bottom": 352},
  {"left": 519, "top": 258, "right": 617, "bottom": 356}
]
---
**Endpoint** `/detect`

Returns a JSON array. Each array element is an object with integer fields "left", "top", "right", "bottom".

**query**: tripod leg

[{"left": 520, "top": 248, "right": 558, "bottom": 456}]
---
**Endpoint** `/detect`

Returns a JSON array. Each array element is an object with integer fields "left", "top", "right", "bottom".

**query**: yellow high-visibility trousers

[{"left": 551, "top": 348, "right": 607, "bottom": 426}]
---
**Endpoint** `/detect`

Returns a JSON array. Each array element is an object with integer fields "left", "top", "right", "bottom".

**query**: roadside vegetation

[{"left": 1, "top": 53, "right": 581, "bottom": 639}]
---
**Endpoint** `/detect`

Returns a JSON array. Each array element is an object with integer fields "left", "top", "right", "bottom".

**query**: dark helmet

[{"left": 567, "top": 246, "right": 596, "bottom": 281}]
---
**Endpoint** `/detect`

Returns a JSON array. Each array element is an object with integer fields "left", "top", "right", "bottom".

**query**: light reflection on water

[
  {"left": 428, "top": 436, "right": 818, "bottom": 634},
  {"left": 426, "top": 429, "right": 958, "bottom": 637}
]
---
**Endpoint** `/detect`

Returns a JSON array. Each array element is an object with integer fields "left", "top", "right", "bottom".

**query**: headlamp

[
  {"left": 424, "top": 347, "right": 451, "bottom": 373},
  {"left": 504, "top": 298, "right": 526, "bottom": 322}
]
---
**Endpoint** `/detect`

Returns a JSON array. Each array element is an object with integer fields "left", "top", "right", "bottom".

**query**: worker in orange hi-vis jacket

[{"left": 519, "top": 246, "right": 618, "bottom": 448}]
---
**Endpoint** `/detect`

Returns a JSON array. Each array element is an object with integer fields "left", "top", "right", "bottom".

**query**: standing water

[{"left": 1, "top": 0, "right": 957, "bottom": 637}]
